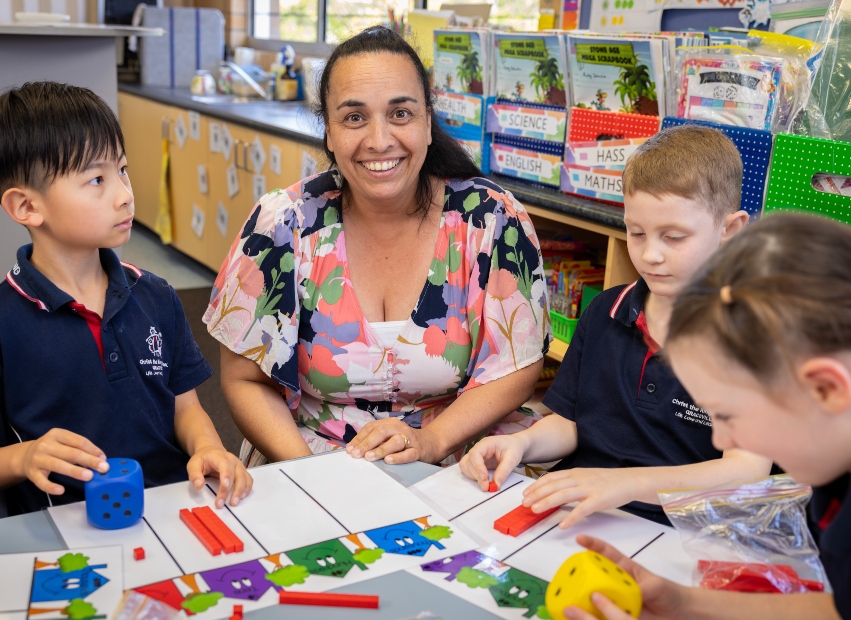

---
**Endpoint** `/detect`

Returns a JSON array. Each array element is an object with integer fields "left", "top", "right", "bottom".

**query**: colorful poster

[
  {"left": 493, "top": 33, "right": 568, "bottom": 107},
  {"left": 568, "top": 35, "right": 666, "bottom": 117},
  {"left": 434, "top": 30, "right": 487, "bottom": 95}
]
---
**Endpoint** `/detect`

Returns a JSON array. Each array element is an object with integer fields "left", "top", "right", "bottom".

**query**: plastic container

[{"left": 551, "top": 310, "right": 578, "bottom": 344}]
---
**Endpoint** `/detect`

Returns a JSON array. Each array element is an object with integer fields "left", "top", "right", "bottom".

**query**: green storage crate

[
  {"left": 551, "top": 310, "right": 579, "bottom": 344},
  {"left": 764, "top": 133, "right": 851, "bottom": 225}
]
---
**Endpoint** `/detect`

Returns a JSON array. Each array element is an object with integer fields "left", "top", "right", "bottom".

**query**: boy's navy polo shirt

[
  {"left": 542, "top": 278, "right": 721, "bottom": 523},
  {"left": 810, "top": 474, "right": 851, "bottom": 618},
  {"left": 0, "top": 245, "right": 213, "bottom": 515}
]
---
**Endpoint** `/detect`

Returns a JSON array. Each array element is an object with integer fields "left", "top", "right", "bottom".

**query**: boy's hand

[
  {"left": 563, "top": 535, "right": 685, "bottom": 620},
  {"left": 522, "top": 468, "right": 636, "bottom": 529},
  {"left": 459, "top": 435, "right": 525, "bottom": 492},
  {"left": 21, "top": 429, "right": 108, "bottom": 495},
  {"left": 187, "top": 447, "right": 253, "bottom": 509}
]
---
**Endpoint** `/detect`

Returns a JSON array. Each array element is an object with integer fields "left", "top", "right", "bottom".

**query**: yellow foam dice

[{"left": 545, "top": 550, "right": 642, "bottom": 620}]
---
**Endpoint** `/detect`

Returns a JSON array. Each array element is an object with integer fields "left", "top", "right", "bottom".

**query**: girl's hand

[
  {"left": 563, "top": 535, "right": 686, "bottom": 620},
  {"left": 187, "top": 447, "right": 253, "bottom": 508},
  {"left": 459, "top": 435, "right": 525, "bottom": 491},
  {"left": 346, "top": 419, "right": 440, "bottom": 464},
  {"left": 523, "top": 468, "right": 639, "bottom": 529},
  {"left": 21, "top": 429, "right": 108, "bottom": 495}
]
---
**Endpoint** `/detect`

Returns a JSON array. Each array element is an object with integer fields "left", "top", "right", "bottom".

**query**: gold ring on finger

[{"left": 399, "top": 434, "right": 410, "bottom": 449}]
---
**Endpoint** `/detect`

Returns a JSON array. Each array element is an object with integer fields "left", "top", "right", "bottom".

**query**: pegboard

[
  {"left": 493, "top": 132, "right": 565, "bottom": 158},
  {"left": 662, "top": 117, "right": 773, "bottom": 220},
  {"left": 763, "top": 133, "right": 851, "bottom": 226},
  {"left": 569, "top": 108, "right": 660, "bottom": 143}
]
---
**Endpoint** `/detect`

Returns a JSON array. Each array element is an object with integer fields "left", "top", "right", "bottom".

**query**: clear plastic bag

[
  {"left": 659, "top": 475, "right": 830, "bottom": 594},
  {"left": 793, "top": 0, "right": 851, "bottom": 141}
]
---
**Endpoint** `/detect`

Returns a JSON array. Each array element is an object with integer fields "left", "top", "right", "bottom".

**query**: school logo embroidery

[
  {"left": 146, "top": 326, "right": 163, "bottom": 358},
  {"left": 12, "top": 264, "right": 20, "bottom": 275}
]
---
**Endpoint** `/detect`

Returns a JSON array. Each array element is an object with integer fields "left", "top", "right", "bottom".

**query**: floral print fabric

[{"left": 204, "top": 170, "right": 552, "bottom": 458}]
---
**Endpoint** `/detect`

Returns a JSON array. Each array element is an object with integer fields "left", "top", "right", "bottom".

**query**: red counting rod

[
  {"left": 495, "top": 505, "right": 559, "bottom": 537},
  {"left": 192, "top": 506, "right": 244, "bottom": 553},
  {"left": 179, "top": 509, "right": 223, "bottom": 556},
  {"left": 278, "top": 591, "right": 380, "bottom": 609}
]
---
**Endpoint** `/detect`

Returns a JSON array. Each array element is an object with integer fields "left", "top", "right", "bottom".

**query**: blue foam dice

[{"left": 84, "top": 458, "right": 144, "bottom": 529}]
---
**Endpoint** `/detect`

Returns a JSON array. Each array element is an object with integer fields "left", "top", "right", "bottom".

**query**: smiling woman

[{"left": 204, "top": 26, "right": 552, "bottom": 467}]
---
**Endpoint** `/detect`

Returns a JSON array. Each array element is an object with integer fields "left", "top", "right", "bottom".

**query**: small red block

[
  {"left": 232, "top": 605, "right": 243, "bottom": 616},
  {"left": 133, "top": 547, "right": 145, "bottom": 561},
  {"left": 488, "top": 481, "right": 498, "bottom": 492},
  {"left": 279, "top": 591, "right": 379, "bottom": 609}
]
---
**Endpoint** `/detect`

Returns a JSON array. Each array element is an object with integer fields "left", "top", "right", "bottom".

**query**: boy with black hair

[
  {"left": 460, "top": 125, "right": 771, "bottom": 527},
  {"left": 0, "top": 82, "right": 251, "bottom": 515}
]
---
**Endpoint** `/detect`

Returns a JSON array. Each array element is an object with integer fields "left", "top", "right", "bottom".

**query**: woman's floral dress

[{"left": 204, "top": 170, "right": 552, "bottom": 463}]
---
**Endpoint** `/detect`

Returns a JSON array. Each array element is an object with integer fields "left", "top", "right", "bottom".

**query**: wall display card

[
  {"left": 493, "top": 33, "right": 568, "bottom": 107},
  {"left": 197, "top": 164, "right": 208, "bottom": 194},
  {"left": 490, "top": 143, "right": 562, "bottom": 187},
  {"left": 407, "top": 466, "right": 674, "bottom": 620},
  {"left": 216, "top": 201, "right": 229, "bottom": 238},
  {"left": 189, "top": 112, "right": 201, "bottom": 141},
  {"left": 561, "top": 163, "right": 624, "bottom": 202},
  {"left": 0, "top": 547, "right": 123, "bottom": 620},
  {"left": 486, "top": 103, "right": 566, "bottom": 143},
  {"left": 252, "top": 175, "right": 266, "bottom": 203},
  {"left": 175, "top": 114, "right": 187, "bottom": 149},
  {"left": 221, "top": 124, "right": 233, "bottom": 162},
  {"left": 568, "top": 35, "right": 666, "bottom": 117},
  {"left": 434, "top": 29, "right": 488, "bottom": 96},
  {"left": 49, "top": 452, "right": 477, "bottom": 620},
  {"left": 434, "top": 90, "right": 484, "bottom": 127},
  {"left": 226, "top": 164, "right": 239, "bottom": 198},
  {"left": 269, "top": 145, "right": 282, "bottom": 176},
  {"left": 589, "top": 0, "right": 662, "bottom": 31},
  {"left": 209, "top": 123, "right": 222, "bottom": 154},
  {"left": 564, "top": 137, "right": 649, "bottom": 169},
  {"left": 250, "top": 136, "right": 266, "bottom": 174},
  {"left": 191, "top": 204, "right": 205, "bottom": 238},
  {"left": 677, "top": 56, "right": 783, "bottom": 130},
  {"left": 300, "top": 151, "right": 317, "bottom": 180}
]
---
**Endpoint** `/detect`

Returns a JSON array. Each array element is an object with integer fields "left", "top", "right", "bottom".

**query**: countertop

[
  {"left": 0, "top": 23, "right": 162, "bottom": 37},
  {"left": 118, "top": 83, "right": 626, "bottom": 231}
]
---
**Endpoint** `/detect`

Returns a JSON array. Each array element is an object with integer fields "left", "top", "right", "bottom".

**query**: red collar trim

[
  {"left": 635, "top": 310, "right": 662, "bottom": 355},
  {"left": 609, "top": 280, "right": 638, "bottom": 319},
  {"left": 5, "top": 272, "right": 48, "bottom": 311},
  {"left": 121, "top": 261, "right": 143, "bottom": 278}
]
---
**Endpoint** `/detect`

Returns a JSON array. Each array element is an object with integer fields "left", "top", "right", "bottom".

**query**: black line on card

[
  {"left": 278, "top": 469, "right": 352, "bottom": 534},
  {"left": 629, "top": 532, "right": 665, "bottom": 559},
  {"left": 206, "top": 483, "right": 270, "bottom": 556},
  {"left": 500, "top": 523, "right": 560, "bottom": 562},
  {"left": 449, "top": 479, "right": 524, "bottom": 521},
  {"left": 26, "top": 557, "right": 37, "bottom": 619},
  {"left": 143, "top": 516, "right": 186, "bottom": 574}
]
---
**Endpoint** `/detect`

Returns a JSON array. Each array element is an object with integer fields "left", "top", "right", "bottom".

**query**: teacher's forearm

[
  {"left": 220, "top": 347, "right": 312, "bottom": 462},
  {"left": 425, "top": 359, "right": 543, "bottom": 460}
]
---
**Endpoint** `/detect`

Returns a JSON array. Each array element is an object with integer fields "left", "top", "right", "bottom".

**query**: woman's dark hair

[
  {"left": 317, "top": 26, "right": 482, "bottom": 216},
  {"left": 668, "top": 213, "right": 851, "bottom": 382},
  {"left": 0, "top": 81, "right": 125, "bottom": 195}
]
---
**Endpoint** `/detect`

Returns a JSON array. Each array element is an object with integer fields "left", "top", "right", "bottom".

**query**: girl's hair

[
  {"left": 668, "top": 213, "right": 851, "bottom": 381},
  {"left": 317, "top": 25, "right": 482, "bottom": 216},
  {"left": 0, "top": 81, "right": 125, "bottom": 195}
]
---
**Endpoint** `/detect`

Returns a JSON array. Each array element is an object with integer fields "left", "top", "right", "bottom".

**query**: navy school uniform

[
  {"left": 810, "top": 474, "right": 851, "bottom": 618},
  {"left": 0, "top": 245, "right": 213, "bottom": 515},
  {"left": 542, "top": 278, "right": 721, "bottom": 524}
]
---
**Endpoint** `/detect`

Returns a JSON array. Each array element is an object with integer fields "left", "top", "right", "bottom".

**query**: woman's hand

[
  {"left": 563, "top": 535, "right": 685, "bottom": 620},
  {"left": 346, "top": 419, "right": 441, "bottom": 464},
  {"left": 523, "top": 468, "right": 639, "bottom": 529},
  {"left": 459, "top": 435, "right": 526, "bottom": 491},
  {"left": 187, "top": 447, "right": 254, "bottom": 508}
]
